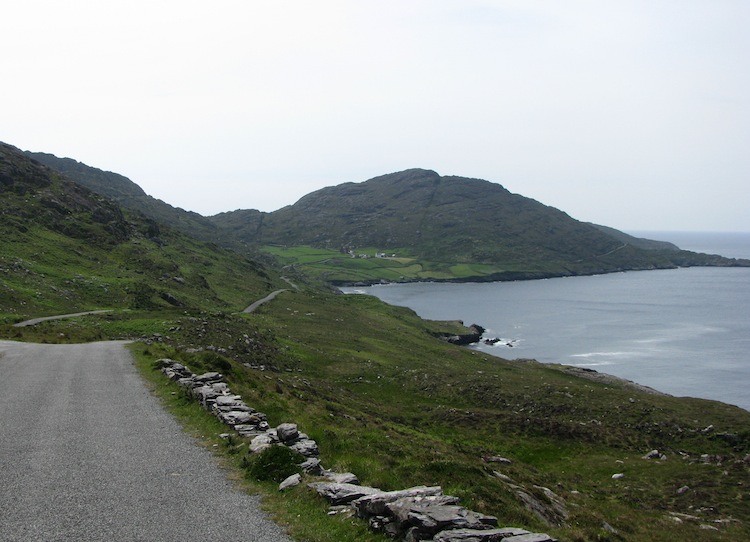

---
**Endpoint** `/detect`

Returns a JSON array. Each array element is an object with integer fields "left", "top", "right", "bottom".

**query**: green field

[{"left": 261, "top": 245, "right": 513, "bottom": 283}]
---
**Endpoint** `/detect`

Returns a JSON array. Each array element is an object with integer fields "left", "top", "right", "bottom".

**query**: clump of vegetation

[{"left": 243, "top": 445, "right": 305, "bottom": 483}]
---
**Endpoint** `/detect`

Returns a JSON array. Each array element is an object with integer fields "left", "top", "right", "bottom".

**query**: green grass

[
  {"left": 261, "top": 244, "right": 517, "bottom": 283},
  {"left": 115, "top": 287, "right": 750, "bottom": 542}
]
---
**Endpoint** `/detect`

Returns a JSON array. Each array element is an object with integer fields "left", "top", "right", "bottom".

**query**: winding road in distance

[{"left": 0, "top": 340, "right": 292, "bottom": 542}]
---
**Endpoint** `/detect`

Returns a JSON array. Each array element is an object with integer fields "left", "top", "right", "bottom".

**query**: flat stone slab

[
  {"left": 308, "top": 482, "right": 381, "bottom": 505},
  {"left": 354, "top": 486, "right": 446, "bottom": 517}
]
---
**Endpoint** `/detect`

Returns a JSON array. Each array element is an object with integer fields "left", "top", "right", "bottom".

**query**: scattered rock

[
  {"left": 611, "top": 473, "right": 625, "bottom": 480},
  {"left": 353, "top": 486, "right": 446, "bottom": 517},
  {"left": 433, "top": 527, "right": 533, "bottom": 541},
  {"left": 288, "top": 437, "right": 319, "bottom": 457},
  {"left": 299, "top": 457, "right": 324, "bottom": 476},
  {"left": 642, "top": 449, "right": 666, "bottom": 460},
  {"left": 249, "top": 433, "right": 277, "bottom": 453},
  {"left": 308, "top": 482, "right": 381, "bottom": 505},
  {"left": 279, "top": 473, "right": 302, "bottom": 491},
  {"left": 276, "top": 422, "right": 299, "bottom": 443}
]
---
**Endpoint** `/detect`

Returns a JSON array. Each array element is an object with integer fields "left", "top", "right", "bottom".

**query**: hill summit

[{"left": 211, "top": 168, "right": 745, "bottom": 282}]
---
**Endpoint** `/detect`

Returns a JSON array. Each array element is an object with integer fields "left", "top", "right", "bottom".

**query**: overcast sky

[{"left": 2, "top": 1, "right": 749, "bottom": 232}]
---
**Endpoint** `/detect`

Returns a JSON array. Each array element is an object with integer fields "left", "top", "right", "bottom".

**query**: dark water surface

[{"left": 342, "top": 232, "right": 750, "bottom": 411}]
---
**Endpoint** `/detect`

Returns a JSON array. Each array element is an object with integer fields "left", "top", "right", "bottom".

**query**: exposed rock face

[{"left": 446, "top": 324, "right": 486, "bottom": 345}]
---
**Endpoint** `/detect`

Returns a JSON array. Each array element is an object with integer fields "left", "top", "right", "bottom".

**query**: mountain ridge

[{"left": 21, "top": 149, "right": 749, "bottom": 284}]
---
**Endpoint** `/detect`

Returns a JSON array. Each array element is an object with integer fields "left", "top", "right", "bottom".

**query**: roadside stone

[
  {"left": 308, "top": 482, "right": 381, "bottom": 505},
  {"left": 389, "top": 503, "right": 498, "bottom": 539},
  {"left": 194, "top": 371, "right": 223, "bottom": 383},
  {"left": 250, "top": 433, "right": 277, "bottom": 453},
  {"left": 433, "top": 528, "right": 532, "bottom": 542},
  {"left": 276, "top": 423, "right": 299, "bottom": 443},
  {"left": 288, "top": 437, "right": 319, "bottom": 457},
  {"left": 299, "top": 457, "right": 324, "bottom": 475},
  {"left": 218, "top": 410, "right": 253, "bottom": 425},
  {"left": 354, "top": 486, "right": 446, "bottom": 518},
  {"left": 279, "top": 473, "right": 302, "bottom": 491}
]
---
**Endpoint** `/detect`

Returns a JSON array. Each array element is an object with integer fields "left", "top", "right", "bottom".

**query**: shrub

[{"left": 244, "top": 445, "right": 305, "bottom": 483}]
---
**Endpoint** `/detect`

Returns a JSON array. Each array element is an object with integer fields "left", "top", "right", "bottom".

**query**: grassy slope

[
  {"left": 0, "top": 142, "right": 284, "bottom": 326},
  {"left": 111, "top": 286, "right": 749, "bottom": 542},
  {"left": 216, "top": 169, "right": 749, "bottom": 285}
]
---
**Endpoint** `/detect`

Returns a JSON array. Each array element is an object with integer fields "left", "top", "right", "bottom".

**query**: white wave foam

[
  {"left": 570, "top": 351, "right": 632, "bottom": 359},
  {"left": 570, "top": 361, "right": 615, "bottom": 367}
]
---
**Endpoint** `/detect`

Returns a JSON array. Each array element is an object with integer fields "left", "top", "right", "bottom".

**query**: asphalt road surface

[{"left": 0, "top": 340, "right": 293, "bottom": 542}]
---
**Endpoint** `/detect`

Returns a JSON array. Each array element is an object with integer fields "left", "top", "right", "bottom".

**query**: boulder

[
  {"left": 276, "top": 423, "right": 299, "bottom": 443},
  {"left": 218, "top": 410, "right": 254, "bottom": 426},
  {"left": 354, "top": 486, "right": 446, "bottom": 518},
  {"left": 194, "top": 371, "right": 223, "bottom": 383},
  {"left": 308, "top": 482, "right": 381, "bottom": 505},
  {"left": 299, "top": 457, "right": 324, "bottom": 476},
  {"left": 279, "top": 473, "right": 302, "bottom": 491},
  {"left": 388, "top": 503, "right": 497, "bottom": 539},
  {"left": 289, "top": 438, "right": 319, "bottom": 457},
  {"left": 250, "top": 433, "right": 277, "bottom": 453},
  {"left": 642, "top": 449, "right": 666, "bottom": 460},
  {"left": 432, "top": 527, "right": 532, "bottom": 542}
]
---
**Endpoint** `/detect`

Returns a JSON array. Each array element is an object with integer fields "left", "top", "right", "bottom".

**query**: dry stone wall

[{"left": 157, "top": 359, "right": 556, "bottom": 542}]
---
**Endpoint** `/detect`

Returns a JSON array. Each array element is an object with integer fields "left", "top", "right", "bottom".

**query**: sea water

[{"left": 341, "top": 232, "right": 750, "bottom": 411}]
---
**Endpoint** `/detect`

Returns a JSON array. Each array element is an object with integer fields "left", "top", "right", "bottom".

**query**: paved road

[
  {"left": 0, "top": 340, "right": 293, "bottom": 542},
  {"left": 13, "top": 310, "right": 113, "bottom": 327},
  {"left": 242, "top": 289, "right": 288, "bottom": 313}
]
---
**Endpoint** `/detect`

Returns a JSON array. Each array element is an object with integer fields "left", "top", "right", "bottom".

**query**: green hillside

[
  {"left": 3, "top": 142, "right": 749, "bottom": 541},
  {"left": 1, "top": 143, "right": 282, "bottom": 322},
  {"left": 24, "top": 149, "right": 251, "bottom": 253},
  {"left": 211, "top": 169, "right": 748, "bottom": 283}
]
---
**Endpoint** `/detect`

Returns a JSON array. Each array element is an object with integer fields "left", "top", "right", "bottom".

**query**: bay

[{"left": 341, "top": 232, "right": 750, "bottom": 411}]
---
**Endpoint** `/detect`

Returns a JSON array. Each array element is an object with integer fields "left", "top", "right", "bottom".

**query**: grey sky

[{"left": 2, "top": 1, "right": 748, "bottom": 232}]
